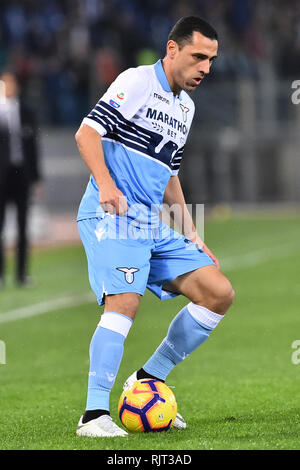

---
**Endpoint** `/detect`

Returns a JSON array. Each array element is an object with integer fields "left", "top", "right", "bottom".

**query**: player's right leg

[
  {"left": 76, "top": 216, "right": 150, "bottom": 437},
  {"left": 77, "top": 292, "right": 140, "bottom": 438}
]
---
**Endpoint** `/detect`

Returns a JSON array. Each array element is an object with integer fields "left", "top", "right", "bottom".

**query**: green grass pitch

[{"left": 0, "top": 213, "right": 300, "bottom": 450}]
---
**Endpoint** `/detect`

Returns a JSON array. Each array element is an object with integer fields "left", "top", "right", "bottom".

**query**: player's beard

[
  {"left": 173, "top": 69, "right": 203, "bottom": 93},
  {"left": 180, "top": 74, "right": 203, "bottom": 92},
  {"left": 182, "top": 81, "right": 200, "bottom": 92}
]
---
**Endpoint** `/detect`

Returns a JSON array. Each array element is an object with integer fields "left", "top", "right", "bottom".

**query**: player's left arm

[{"left": 163, "top": 175, "right": 220, "bottom": 268}]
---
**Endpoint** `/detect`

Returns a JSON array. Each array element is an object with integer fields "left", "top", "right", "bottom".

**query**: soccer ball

[{"left": 118, "top": 379, "right": 177, "bottom": 432}]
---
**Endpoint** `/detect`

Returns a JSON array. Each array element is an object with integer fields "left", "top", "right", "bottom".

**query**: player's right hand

[{"left": 99, "top": 180, "right": 129, "bottom": 215}]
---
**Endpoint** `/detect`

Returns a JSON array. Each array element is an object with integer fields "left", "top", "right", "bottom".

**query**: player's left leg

[
  {"left": 127, "top": 266, "right": 234, "bottom": 430},
  {"left": 164, "top": 264, "right": 234, "bottom": 314},
  {"left": 125, "top": 227, "right": 235, "bottom": 428}
]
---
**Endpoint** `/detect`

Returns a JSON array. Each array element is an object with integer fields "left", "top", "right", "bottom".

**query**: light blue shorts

[{"left": 77, "top": 216, "right": 215, "bottom": 305}]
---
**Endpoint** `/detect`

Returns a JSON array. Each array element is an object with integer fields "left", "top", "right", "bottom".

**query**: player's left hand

[
  {"left": 201, "top": 242, "right": 220, "bottom": 269},
  {"left": 187, "top": 232, "right": 220, "bottom": 269}
]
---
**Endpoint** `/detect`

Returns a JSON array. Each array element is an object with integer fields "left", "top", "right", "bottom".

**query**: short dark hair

[{"left": 168, "top": 16, "right": 218, "bottom": 49}]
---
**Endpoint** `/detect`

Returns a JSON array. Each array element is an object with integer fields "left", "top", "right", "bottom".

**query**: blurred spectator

[
  {"left": 0, "top": 0, "right": 298, "bottom": 125},
  {"left": 0, "top": 72, "right": 41, "bottom": 287}
]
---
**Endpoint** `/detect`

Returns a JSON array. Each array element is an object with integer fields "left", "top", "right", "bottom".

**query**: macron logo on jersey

[
  {"left": 153, "top": 92, "right": 170, "bottom": 105},
  {"left": 146, "top": 108, "right": 188, "bottom": 135}
]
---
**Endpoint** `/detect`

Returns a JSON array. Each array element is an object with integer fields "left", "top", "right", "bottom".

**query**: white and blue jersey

[
  {"left": 77, "top": 60, "right": 195, "bottom": 226},
  {"left": 77, "top": 60, "right": 214, "bottom": 305}
]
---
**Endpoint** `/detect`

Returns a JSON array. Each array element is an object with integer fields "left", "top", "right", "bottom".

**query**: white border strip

[{"left": 0, "top": 293, "right": 95, "bottom": 325}]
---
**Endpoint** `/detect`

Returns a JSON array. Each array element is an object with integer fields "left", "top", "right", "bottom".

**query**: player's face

[{"left": 168, "top": 32, "right": 218, "bottom": 93}]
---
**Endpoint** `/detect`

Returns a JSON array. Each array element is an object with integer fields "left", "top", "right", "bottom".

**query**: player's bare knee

[
  {"left": 192, "top": 279, "right": 234, "bottom": 315},
  {"left": 191, "top": 273, "right": 234, "bottom": 314},
  {"left": 104, "top": 293, "right": 140, "bottom": 320},
  {"left": 213, "top": 280, "right": 235, "bottom": 314}
]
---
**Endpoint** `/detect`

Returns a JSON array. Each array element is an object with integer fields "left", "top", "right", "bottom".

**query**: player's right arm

[
  {"left": 75, "top": 124, "right": 128, "bottom": 215},
  {"left": 76, "top": 67, "right": 150, "bottom": 214}
]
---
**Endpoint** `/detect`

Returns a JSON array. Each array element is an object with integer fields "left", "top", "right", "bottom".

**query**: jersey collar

[{"left": 154, "top": 60, "right": 182, "bottom": 101}]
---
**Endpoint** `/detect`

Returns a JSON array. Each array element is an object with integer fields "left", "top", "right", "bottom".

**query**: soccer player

[{"left": 75, "top": 16, "right": 235, "bottom": 437}]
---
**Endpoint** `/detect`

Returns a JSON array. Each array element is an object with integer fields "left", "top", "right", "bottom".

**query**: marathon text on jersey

[{"left": 146, "top": 107, "right": 188, "bottom": 135}]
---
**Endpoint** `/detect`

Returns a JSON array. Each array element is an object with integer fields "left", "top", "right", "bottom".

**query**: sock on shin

[
  {"left": 84, "top": 312, "right": 132, "bottom": 419},
  {"left": 142, "top": 303, "right": 223, "bottom": 381}
]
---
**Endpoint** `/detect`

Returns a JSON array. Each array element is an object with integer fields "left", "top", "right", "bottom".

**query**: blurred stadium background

[{"left": 1, "top": 0, "right": 300, "bottom": 248}]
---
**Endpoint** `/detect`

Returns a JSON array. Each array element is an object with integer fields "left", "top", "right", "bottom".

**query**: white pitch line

[
  {"left": 0, "top": 292, "right": 95, "bottom": 325},
  {"left": 221, "top": 243, "right": 297, "bottom": 271},
  {"left": 0, "top": 243, "right": 298, "bottom": 325}
]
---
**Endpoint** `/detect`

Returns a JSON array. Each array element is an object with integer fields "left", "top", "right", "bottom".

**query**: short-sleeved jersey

[{"left": 77, "top": 60, "right": 195, "bottom": 226}]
